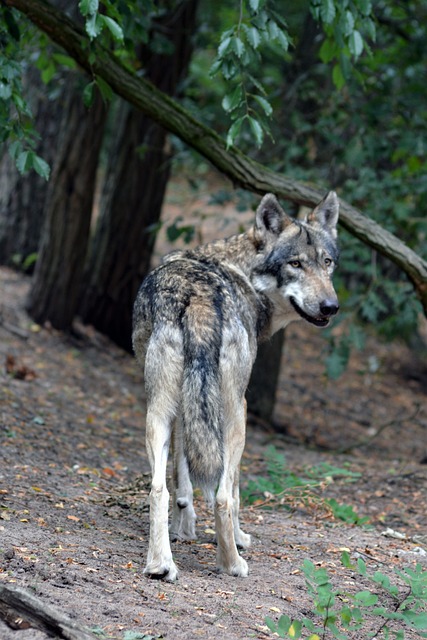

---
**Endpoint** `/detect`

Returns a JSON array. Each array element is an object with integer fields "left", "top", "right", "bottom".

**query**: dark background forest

[{"left": 0, "top": 1, "right": 426, "bottom": 418}]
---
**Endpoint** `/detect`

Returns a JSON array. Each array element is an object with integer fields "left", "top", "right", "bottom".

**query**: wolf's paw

[
  {"left": 218, "top": 555, "right": 249, "bottom": 578},
  {"left": 144, "top": 560, "right": 178, "bottom": 583},
  {"left": 235, "top": 530, "right": 251, "bottom": 550},
  {"left": 170, "top": 528, "right": 197, "bottom": 542},
  {"left": 170, "top": 517, "right": 196, "bottom": 542},
  {"left": 170, "top": 501, "right": 197, "bottom": 542}
]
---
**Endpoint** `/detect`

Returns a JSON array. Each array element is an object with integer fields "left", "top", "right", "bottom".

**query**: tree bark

[
  {"left": 79, "top": 0, "right": 198, "bottom": 351},
  {"left": 26, "top": 86, "right": 107, "bottom": 328},
  {"left": 4, "top": 0, "right": 427, "bottom": 317},
  {"left": 0, "top": 583, "right": 98, "bottom": 639}
]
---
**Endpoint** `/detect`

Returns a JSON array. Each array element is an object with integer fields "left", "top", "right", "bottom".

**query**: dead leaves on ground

[{"left": 5, "top": 354, "right": 36, "bottom": 381}]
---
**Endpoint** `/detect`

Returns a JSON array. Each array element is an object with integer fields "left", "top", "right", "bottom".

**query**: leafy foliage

[
  {"left": 210, "top": 0, "right": 291, "bottom": 147},
  {"left": 266, "top": 554, "right": 427, "bottom": 639},
  {"left": 242, "top": 445, "right": 366, "bottom": 523},
  {"left": 0, "top": 7, "right": 50, "bottom": 179}
]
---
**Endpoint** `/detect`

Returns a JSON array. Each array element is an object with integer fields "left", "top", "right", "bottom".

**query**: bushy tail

[{"left": 181, "top": 308, "right": 224, "bottom": 492}]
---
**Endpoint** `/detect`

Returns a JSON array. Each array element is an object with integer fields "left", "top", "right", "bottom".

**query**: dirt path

[{"left": 0, "top": 264, "right": 426, "bottom": 640}]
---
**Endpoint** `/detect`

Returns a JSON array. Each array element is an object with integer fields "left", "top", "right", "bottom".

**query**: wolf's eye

[
  {"left": 324, "top": 258, "right": 333, "bottom": 267},
  {"left": 289, "top": 260, "right": 302, "bottom": 268}
]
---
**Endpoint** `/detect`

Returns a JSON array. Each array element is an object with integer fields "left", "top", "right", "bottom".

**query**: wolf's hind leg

[
  {"left": 232, "top": 399, "right": 251, "bottom": 550},
  {"left": 232, "top": 462, "right": 251, "bottom": 550},
  {"left": 215, "top": 401, "right": 248, "bottom": 577},
  {"left": 144, "top": 409, "right": 178, "bottom": 582},
  {"left": 143, "top": 330, "right": 183, "bottom": 583},
  {"left": 170, "top": 419, "right": 197, "bottom": 541}
]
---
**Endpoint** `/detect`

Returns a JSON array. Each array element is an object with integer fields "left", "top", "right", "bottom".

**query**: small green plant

[
  {"left": 266, "top": 553, "right": 427, "bottom": 639},
  {"left": 324, "top": 498, "right": 370, "bottom": 526},
  {"left": 242, "top": 446, "right": 366, "bottom": 524}
]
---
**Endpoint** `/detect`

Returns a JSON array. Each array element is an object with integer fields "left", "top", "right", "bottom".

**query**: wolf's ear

[
  {"left": 255, "top": 194, "right": 292, "bottom": 237},
  {"left": 307, "top": 191, "right": 339, "bottom": 238}
]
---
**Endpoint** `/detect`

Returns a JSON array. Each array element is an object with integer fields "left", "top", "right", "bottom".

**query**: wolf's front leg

[{"left": 145, "top": 410, "right": 178, "bottom": 582}]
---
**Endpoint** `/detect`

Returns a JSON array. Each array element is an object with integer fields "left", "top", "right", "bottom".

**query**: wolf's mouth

[{"left": 290, "top": 297, "right": 330, "bottom": 327}]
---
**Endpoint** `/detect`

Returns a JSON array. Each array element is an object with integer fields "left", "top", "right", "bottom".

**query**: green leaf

[
  {"left": 354, "top": 590, "right": 378, "bottom": 606},
  {"left": 79, "top": 0, "right": 98, "bottom": 17},
  {"left": 332, "top": 63, "right": 345, "bottom": 89},
  {"left": 52, "top": 53, "right": 77, "bottom": 69},
  {"left": 85, "top": 12, "right": 103, "bottom": 39},
  {"left": 248, "top": 0, "right": 261, "bottom": 13},
  {"left": 41, "top": 60, "right": 56, "bottom": 84},
  {"left": 95, "top": 76, "right": 114, "bottom": 102},
  {"left": 267, "top": 20, "right": 280, "bottom": 40},
  {"left": 287, "top": 619, "right": 302, "bottom": 638},
  {"left": 356, "top": 0, "right": 372, "bottom": 16},
  {"left": 253, "top": 94, "right": 273, "bottom": 116},
  {"left": 100, "top": 15, "right": 124, "bottom": 42},
  {"left": 226, "top": 116, "right": 245, "bottom": 147},
  {"left": 402, "top": 611, "right": 427, "bottom": 630},
  {"left": 348, "top": 30, "right": 363, "bottom": 57},
  {"left": 232, "top": 36, "right": 245, "bottom": 58},
  {"left": 276, "top": 28, "right": 289, "bottom": 50},
  {"left": 0, "top": 81, "right": 12, "bottom": 100},
  {"left": 320, "top": 0, "right": 336, "bottom": 24},
  {"left": 357, "top": 558, "right": 367, "bottom": 576},
  {"left": 244, "top": 26, "right": 261, "bottom": 49},
  {"left": 319, "top": 37, "right": 337, "bottom": 63},
  {"left": 265, "top": 616, "right": 277, "bottom": 633},
  {"left": 222, "top": 85, "right": 243, "bottom": 113},
  {"left": 341, "top": 10, "right": 355, "bottom": 37},
  {"left": 341, "top": 550, "right": 352, "bottom": 569},
  {"left": 16, "top": 151, "right": 30, "bottom": 174},
  {"left": 218, "top": 36, "right": 232, "bottom": 58},
  {"left": 276, "top": 614, "right": 291, "bottom": 635},
  {"left": 32, "top": 154, "right": 50, "bottom": 181},
  {"left": 248, "top": 116, "right": 264, "bottom": 147},
  {"left": 83, "top": 81, "right": 95, "bottom": 108}
]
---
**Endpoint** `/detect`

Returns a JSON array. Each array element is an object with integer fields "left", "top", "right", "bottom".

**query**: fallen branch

[{"left": 0, "top": 584, "right": 98, "bottom": 640}]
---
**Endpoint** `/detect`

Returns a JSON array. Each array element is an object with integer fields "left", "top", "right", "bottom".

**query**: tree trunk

[
  {"left": 6, "top": 0, "right": 427, "bottom": 317},
  {"left": 246, "top": 330, "right": 284, "bottom": 423},
  {"left": 26, "top": 86, "right": 107, "bottom": 328},
  {"left": 79, "top": 0, "right": 198, "bottom": 351}
]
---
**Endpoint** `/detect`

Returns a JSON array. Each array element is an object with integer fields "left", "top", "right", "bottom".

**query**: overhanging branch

[{"left": 5, "top": 0, "right": 427, "bottom": 313}]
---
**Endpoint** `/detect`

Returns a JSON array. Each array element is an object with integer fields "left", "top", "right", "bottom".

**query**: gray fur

[{"left": 132, "top": 191, "right": 339, "bottom": 581}]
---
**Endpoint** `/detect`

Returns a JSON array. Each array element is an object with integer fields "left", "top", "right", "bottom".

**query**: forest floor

[{"left": 0, "top": 188, "right": 426, "bottom": 640}]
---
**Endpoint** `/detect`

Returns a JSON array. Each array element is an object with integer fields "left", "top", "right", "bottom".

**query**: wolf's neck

[{"left": 192, "top": 229, "right": 259, "bottom": 276}]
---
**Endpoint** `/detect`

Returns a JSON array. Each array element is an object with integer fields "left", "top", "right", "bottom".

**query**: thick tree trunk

[
  {"left": 247, "top": 330, "right": 284, "bottom": 423},
  {"left": 79, "top": 0, "right": 198, "bottom": 351},
  {"left": 5, "top": 0, "right": 427, "bottom": 317},
  {"left": 26, "top": 87, "right": 107, "bottom": 328}
]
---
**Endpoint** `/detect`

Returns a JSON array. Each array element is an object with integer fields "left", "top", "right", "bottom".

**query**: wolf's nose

[{"left": 320, "top": 300, "right": 339, "bottom": 317}]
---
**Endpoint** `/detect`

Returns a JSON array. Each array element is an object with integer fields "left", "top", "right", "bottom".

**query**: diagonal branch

[{"left": 4, "top": 0, "right": 427, "bottom": 314}]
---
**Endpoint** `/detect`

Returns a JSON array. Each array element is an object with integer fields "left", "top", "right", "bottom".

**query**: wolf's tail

[{"left": 181, "top": 305, "right": 224, "bottom": 493}]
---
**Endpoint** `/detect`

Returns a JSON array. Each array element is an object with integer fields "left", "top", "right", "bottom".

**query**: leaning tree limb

[
  {"left": 4, "top": 0, "right": 427, "bottom": 314},
  {"left": 0, "top": 584, "right": 98, "bottom": 639}
]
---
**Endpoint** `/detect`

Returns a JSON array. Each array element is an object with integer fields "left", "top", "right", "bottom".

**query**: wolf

[{"left": 132, "top": 191, "right": 339, "bottom": 582}]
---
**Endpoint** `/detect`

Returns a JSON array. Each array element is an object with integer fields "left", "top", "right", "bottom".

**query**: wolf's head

[{"left": 252, "top": 192, "right": 339, "bottom": 332}]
